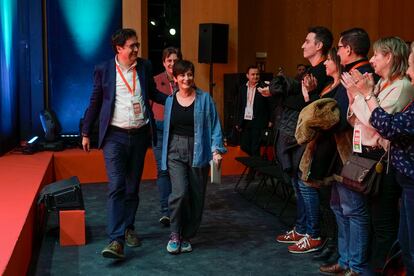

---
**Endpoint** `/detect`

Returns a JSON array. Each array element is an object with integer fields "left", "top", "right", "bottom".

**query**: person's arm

[
  {"left": 82, "top": 65, "right": 104, "bottom": 151},
  {"left": 209, "top": 95, "right": 227, "bottom": 155},
  {"left": 370, "top": 102, "right": 414, "bottom": 140}
]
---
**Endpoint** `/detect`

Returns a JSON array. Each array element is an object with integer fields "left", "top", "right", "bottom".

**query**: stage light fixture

[
  {"left": 169, "top": 28, "right": 176, "bottom": 36},
  {"left": 150, "top": 20, "right": 156, "bottom": 26},
  {"left": 28, "top": 136, "right": 39, "bottom": 144}
]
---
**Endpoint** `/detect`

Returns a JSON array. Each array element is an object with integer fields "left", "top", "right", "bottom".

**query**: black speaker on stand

[{"left": 198, "top": 23, "right": 229, "bottom": 97}]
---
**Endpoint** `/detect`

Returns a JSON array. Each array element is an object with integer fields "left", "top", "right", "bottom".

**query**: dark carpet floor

[{"left": 32, "top": 176, "right": 323, "bottom": 275}]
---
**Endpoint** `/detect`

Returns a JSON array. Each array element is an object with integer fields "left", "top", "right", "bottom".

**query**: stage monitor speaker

[
  {"left": 198, "top": 23, "right": 229, "bottom": 64},
  {"left": 38, "top": 176, "right": 84, "bottom": 211}
]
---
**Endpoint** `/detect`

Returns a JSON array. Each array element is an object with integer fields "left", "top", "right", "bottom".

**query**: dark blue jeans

[
  {"left": 330, "top": 182, "right": 370, "bottom": 274},
  {"left": 153, "top": 121, "right": 172, "bottom": 216},
  {"left": 102, "top": 126, "right": 149, "bottom": 243},
  {"left": 298, "top": 179, "right": 320, "bottom": 238},
  {"left": 396, "top": 171, "right": 414, "bottom": 275},
  {"left": 292, "top": 177, "right": 307, "bottom": 235}
]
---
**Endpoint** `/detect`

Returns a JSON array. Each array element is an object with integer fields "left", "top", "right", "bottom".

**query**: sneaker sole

[
  {"left": 288, "top": 247, "right": 322, "bottom": 254},
  {"left": 167, "top": 248, "right": 180, "bottom": 254},
  {"left": 102, "top": 249, "right": 125, "bottom": 259},
  {"left": 159, "top": 219, "right": 170, "bottom": 227},
  {"left": 180, "top": 247, "right": 192, "bottom": 253},
  {"left": 276, "top": 239, "right": 300, "bottom": 244},
  {"left": 125, "top": 240, "right": 141, "bottom": 247}
]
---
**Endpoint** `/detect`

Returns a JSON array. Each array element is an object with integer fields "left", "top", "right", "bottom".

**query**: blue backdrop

[{"left": 47, "top": 0, "right": 122, "bottom": 133}]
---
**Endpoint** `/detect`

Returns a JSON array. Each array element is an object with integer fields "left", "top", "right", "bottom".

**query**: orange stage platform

[{"left": 0, "top": 146, "right": 247, "bottom": 275}]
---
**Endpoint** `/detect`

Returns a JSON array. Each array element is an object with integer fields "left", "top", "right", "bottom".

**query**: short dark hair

[
  {"left": 172, "top": 60, "right": 195, "bottom": 77},
  {"left": 297, "top": 63, "right": 307, "bottom": 69},
  {"left": 340, "top": 28, "right": 370, "bottom": 57},
  {"left": 111, "top": 28, "right": 137, "bottom": 53},
  {"left": 308, "top": 26, "right": 333, "bottom": 55},
  {"left": 162, "top": 47, "right": 182, "bottom": 62},
  {"left": 246, "top": 65, "right": 259, "bottom": 74}
]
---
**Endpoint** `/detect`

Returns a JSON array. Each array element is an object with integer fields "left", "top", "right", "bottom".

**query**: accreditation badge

[
  {"left": 131, "top": 95, "right": 144, "bottom": 120},
  {"left": 352, "top": 125, "right": 362, "bottom": 153},
  {"left": 244, "top": 106, "right": 253, "bottom": 120}
]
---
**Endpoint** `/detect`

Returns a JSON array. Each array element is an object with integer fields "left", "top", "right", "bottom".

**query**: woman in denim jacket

[{"left": 161, "top": 60, "right": 226, "bottom": 254}]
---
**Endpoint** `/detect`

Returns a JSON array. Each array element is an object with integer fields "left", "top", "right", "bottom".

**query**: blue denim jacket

[{"left": 161, "top": 89, "right": 227, "bottom": 169}]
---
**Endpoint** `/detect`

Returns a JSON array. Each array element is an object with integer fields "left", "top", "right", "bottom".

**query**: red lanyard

[
  {"left": 349, "top": 60, "right": 370, "bottom": 72},
  {"left": 116, "top": 64, "right": 136, "bottom": 95},
  {"left": 379, "top": 76, "right": 399, "bottom": 93}
]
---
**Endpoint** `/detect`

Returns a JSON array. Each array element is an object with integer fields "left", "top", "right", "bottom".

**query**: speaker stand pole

[{"left": 209, "top": 62, "right": 215, "bottom": 97}]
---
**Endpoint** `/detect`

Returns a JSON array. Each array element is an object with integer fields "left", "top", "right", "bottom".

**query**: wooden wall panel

[
  {"left": 331, "top": 0, "right": 379, "bottom": 43},
  {"left": 181, "top": 0, "right": 238, "bottom": 119},
  {"left": 378, "top": 0, "right": 414, "bottom": 41},
  {"left": 123, "top": 0, "right": 148, "bottom": 57}
]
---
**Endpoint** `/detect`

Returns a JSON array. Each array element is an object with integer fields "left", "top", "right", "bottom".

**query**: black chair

[
  {"left": 234, "top": 128, "right": 274, "bottom": 192},
  {"left": 254, "top": 162, "right": 294, "bottom": 217}
]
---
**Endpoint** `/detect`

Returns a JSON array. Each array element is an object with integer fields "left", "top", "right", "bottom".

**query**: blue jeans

[
  {"left": 292, "top": 177, "right": 306, "bottom": 235},
  {"left": 396, "top": 171, "right": 414, "bottom": 275},
  {"left": 330, "top": 182, "right": 370, "bottom": 274},
  {"left": 102, "top": 126, "right": 149, "bottom": 243},
  {"left": 298, "top": 179, "right": 320, "bottom": 237},
  {"left": 153, "top": 121, "right": 172, "bottom": 216}
]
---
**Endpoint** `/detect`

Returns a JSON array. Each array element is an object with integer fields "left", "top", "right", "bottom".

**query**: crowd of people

[
  {"left": 235, "top": 26, "right": 414, "bottom": 275},
  {"left": 80, "top": 27, "right": 414, "bottom": 275}
]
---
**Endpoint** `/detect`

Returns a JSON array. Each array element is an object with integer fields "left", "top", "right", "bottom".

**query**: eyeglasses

[{"left": 125, "top": 42, "right": 140, "bottom": 50}]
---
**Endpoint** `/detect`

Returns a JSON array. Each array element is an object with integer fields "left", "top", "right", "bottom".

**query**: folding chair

[{"left": 234, "top": 128, "right": 274, "bottom": 192}]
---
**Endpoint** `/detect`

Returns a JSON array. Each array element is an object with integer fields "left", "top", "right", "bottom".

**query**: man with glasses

[
  {"left": 81, "top": 28, "right": 167, "bottom": 259},
  {"left": 320, "top": 27, "right": 376, "bottom": 276}
]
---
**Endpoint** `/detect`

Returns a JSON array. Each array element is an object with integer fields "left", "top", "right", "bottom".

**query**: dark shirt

[
  {"left": 170, "top": 94, "right": 195, "bottom": 137},
  {"left": 370, "top": 102, "right": 414, "bottom": 180},
  {"left": 283, "top": 60, "right": 332, "bottom": 111}
]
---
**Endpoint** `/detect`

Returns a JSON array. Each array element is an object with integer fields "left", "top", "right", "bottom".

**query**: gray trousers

[{"left": 167, "top": 134, "right": 209, "bottom": 239}]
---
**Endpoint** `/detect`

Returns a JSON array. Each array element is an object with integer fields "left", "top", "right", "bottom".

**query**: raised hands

[
  {"left": 341, "top": 70, "right": 375, "bottom": 104},
  {"left": 301, "top": 74, "right": 317, "bottom": 102}
]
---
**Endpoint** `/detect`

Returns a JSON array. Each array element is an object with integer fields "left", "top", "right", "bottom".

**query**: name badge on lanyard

[
  {"left": 244, "top": 106, "right": 253, "bottom": 120},
  {"left": 353, "top": 125, "right": 362, "bottom": 153},
  {"left": 132, "top": 95, "right": 144, "bottom": 120},
  {"left": 244, "top": 87, "right": 255, "bottom": 120}
]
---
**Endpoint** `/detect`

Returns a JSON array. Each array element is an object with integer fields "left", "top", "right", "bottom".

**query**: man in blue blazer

[{"left": 81, "top": 28, "right": 167, "bottom": 259}]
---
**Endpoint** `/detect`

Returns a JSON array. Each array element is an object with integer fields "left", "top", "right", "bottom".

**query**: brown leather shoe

[
  {"left": 101, "top": 241, "right": 125, "bottom": 259},
  {"left": 125, "top": 228, "right": 141, "bottom": 247},
  {"left": 319, "top": 263, "right": 346, "bottom": 275}
]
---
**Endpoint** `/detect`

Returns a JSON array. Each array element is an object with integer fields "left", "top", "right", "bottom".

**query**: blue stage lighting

[{"left": 59, "top": 0, "right": 116, "bottom": 60}]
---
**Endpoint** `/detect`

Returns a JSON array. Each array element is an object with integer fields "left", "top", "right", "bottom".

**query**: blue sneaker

[
  {"left": 166, "top": 232, "right": 180, "bottom": 254},
  {"left": 180, "top": 239, "right": 192, "bottom": 253}
]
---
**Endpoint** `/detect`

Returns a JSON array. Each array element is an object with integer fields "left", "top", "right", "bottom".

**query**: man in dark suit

[
  {"left": 235, "top": 65, "right": 272, "bottom": 157},
  {"left": 81, "top": 28, "right": 167, "bottom": 259}
]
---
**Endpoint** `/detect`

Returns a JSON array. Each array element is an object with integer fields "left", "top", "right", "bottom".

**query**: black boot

[
  {"left": 321, "top": 248, "right": 339, "bottom": 266},
  {"left": 313, "top": 245, "right": 335, "bottom": 261}
]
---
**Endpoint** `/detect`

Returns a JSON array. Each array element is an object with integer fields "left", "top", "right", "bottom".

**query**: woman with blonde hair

[{"left": 342, "top": 36, "right": 414, "bottom": 272}]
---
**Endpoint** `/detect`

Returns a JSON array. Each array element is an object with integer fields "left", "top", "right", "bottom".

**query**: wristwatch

[{"left": 364, "top": 93, "right": 375, "bottom": 101}]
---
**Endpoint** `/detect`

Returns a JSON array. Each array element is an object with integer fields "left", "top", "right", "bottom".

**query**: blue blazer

[{"left": 82, "top": 58, "right": 167, "bottom": 148}]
